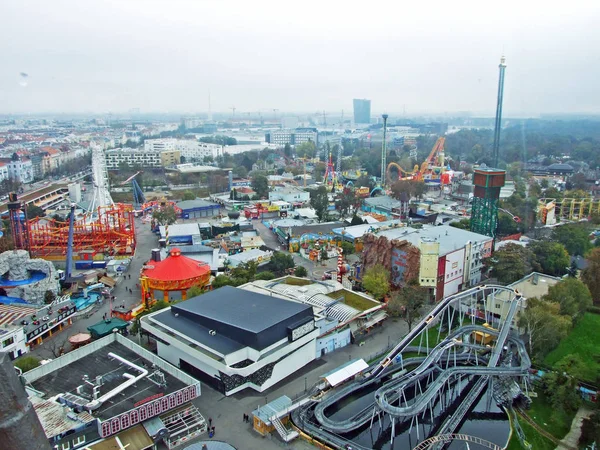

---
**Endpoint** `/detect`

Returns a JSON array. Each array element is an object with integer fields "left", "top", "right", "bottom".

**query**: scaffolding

[
  {"left": 27, "top": 204, "right": 136, "bottom": 259},
  {"left": 161, "top": 404, "right": 207, "bottom": 449}
]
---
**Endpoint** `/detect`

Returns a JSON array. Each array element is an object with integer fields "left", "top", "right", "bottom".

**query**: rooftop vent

[{"left": 209, "top": 330, "right": 217, "bottom": 336}]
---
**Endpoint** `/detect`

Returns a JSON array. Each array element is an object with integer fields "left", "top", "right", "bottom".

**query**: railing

[{"left": 270, "top": 415, "right": 298, "bottom": 442}]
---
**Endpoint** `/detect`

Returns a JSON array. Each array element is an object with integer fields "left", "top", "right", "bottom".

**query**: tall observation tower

[
  {"left": 492, "top": 56, "right": 507, "bottom": 167},
  {"left": 470, "top": 56, "right": 507, "bottom": 239},
  {"left": 381, "top": 114, "right": 389, "bottom": 186}
]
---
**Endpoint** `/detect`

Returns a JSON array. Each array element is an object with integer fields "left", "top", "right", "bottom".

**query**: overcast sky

[{"left": 1, "top": 0, "right": 599, "bottom": 116}]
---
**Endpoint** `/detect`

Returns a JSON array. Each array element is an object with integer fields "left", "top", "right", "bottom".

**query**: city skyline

[{"left": 1, "top": 0, "right": 599, "bottom": 116}]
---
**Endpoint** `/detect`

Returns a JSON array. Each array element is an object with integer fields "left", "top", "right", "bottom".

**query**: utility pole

[
  {"left": 381, "top": 114, "right": 389, "bottom": 186},
  {"left": 492, "top": 56, "right": 507, "bottom": 167}
]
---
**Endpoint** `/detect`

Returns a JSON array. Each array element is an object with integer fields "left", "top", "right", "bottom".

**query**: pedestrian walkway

[{"left": 556, "top": 406, "right": 594, "bottom": 450}]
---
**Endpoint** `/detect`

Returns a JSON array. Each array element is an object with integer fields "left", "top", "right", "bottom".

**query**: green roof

[{"left": 87, "top": 318, "right": 129, "bottom": 339}]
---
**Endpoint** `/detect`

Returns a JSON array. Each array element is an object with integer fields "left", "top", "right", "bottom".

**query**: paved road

[
  {"left": 31, "top": 216, "right": 158, "bottom": 358},
  {"left": 30, "top": 215, "right": 407, "bottom": 449}
]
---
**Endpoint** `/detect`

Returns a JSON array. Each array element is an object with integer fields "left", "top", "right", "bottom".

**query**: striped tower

[
  {"left": 165, "top": 225, "right": 169, "bottom": 247},
  {"left": 337, "top": 248, "right": 343, "bottom": 283}
]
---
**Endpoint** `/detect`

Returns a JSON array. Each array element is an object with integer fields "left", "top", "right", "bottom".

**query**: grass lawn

[
  {"left": 409, "top": 326, "right": 447, "bottom": 348},
  {"left": 544, "top": 312, "right": 600, "bottom": 381},
  {"left": 506, "top": 419, "right": 555, "bottom": 450},
  {"left": 326, "top": 290, "right": 379, "bottom": 311},
  {"left": 284, "top": 277, "right": 312, "bottom": 286},
  {"left": 527, "top": 390, "right": 575, "bottom": 440}
]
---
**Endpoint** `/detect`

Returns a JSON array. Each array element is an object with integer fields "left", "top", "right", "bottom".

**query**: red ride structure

[{"left": 26, "top": 204, "right": 136, "bottom": 259}]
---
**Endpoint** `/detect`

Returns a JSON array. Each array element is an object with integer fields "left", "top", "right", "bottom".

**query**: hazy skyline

[{"left": 1, "top": 0, "right": 599, "bottom": 116}]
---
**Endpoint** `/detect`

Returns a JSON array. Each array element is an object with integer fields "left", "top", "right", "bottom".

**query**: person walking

[{"left": 208, "top": 417, "right": 212, "bottom": 427}]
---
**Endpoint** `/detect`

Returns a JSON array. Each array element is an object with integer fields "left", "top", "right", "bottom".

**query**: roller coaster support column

[{"left": 65, "top": 204, "right": 76, "bottom": 281}]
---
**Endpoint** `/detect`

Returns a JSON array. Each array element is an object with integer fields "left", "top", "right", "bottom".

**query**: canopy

[
  {"left": 143, "top": 248, "right": 210, "bottom": 282},
  {"left": 87, "top": 317, "right": 129, "bottom": 339},
  {"left": 142, "top": 248, "right": 211, "bottom": 291},
  {"left": 322, "top": 358, "right": 369, "bottom": 387}
]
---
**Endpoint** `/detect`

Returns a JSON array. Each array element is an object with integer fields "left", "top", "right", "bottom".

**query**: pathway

[{"left": 556, "top": 406, "right": 594, "bottom": 450}]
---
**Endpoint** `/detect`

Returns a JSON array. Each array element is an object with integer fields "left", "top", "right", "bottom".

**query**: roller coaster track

[
  {"left": 412, "top": 433, "right": 503, "bottom": 450},
  {"left": 313, "top": 285, "right": 527, "bottom": 433}
]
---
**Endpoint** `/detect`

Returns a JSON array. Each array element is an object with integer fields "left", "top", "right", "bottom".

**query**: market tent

[{"left": 87, "top": 317, "right": 129, "bottom": 339}]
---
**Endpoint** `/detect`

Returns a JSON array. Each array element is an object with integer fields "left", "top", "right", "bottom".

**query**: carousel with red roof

[{"left": 140, "top": 247, "right": 211, "bottom": 303}]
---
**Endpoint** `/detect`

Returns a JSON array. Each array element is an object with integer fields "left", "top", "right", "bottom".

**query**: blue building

[{"left": 177, "top": 199, "right": 221, "bottom": 219}]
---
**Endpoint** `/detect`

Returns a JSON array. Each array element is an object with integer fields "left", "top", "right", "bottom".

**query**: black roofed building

[{"left": 141, "top": 286, "right": 319, "bottom": 396}]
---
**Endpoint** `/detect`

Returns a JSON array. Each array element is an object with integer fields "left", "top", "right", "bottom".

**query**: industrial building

[
  {"left": 141, "top": 286, "right": 319, "bottom": 396},
  {"left": 361, "top": 224, "right": 493, "bottom": 300},
  {"left": 144, "top": 139, "right": 223, "bottom": 161},
  {"left": 176, "top": 198, "right": 221, "bottom": 219},
  {"left": 105, "top": 148, "right": 162, "bottom": 169},
  {"left": 22, "top": 333, "right": 201, "bottom": 449},
  {"left": 268, "top": 186, "right": 310, "bottom": 204}
]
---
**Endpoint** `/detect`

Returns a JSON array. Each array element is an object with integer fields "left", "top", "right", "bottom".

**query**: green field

[
  {"left": 527, "top": 391, "right": 575, "bottom": 440},
  {"left": 506, "top": 418, "right": 555, "bottom": 450},
  {"left": 544, "top": 312, "right": 600, "bottom": 381},
  {"left": 409, "top": 326, "right": 447, "bottom": 348}
]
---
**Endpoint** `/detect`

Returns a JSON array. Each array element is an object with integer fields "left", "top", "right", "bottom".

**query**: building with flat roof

[
  {"left": 176, "top": 199, "right": 221, "bottom": 219},
  {"left": 141, "top": 286, "right": 319, "bottom": 396},
  {"left": 23, "top": 333, "right": 200, "bottom": 450},
  {"left": 361, "top": 224, "right": 493, "bottom": 300}
]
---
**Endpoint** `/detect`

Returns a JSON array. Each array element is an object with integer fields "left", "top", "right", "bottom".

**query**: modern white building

[
  {"left": 266, "top": 128, "right": 318, "bottom": 147},
  {"left": 268, "top": 186, "right": 310, "bottom": 203},
  {"left": 144, "top": 139, "right": 222, "bottom": 161},
  {"left": 0, "top": 163, "right": 9, "bottom": 182},
  {"left": 105, "top": 148, "right": 162, "bottom": 169},
  {"left": 141, "top": 286, "right": 319, "bottom": 396}
]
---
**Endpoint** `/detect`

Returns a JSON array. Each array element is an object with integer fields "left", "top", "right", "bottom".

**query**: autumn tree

[
  {"left": 488, "top": 244, "right": 538, "bottom": 284},
  {"left": 362, "top": 264, "right": 390, "bottom": 301},
  {"left": 582, "top": 248, "right": 600, "bottom": 305},
  {"left": 387, "top": 282, "right": 427, "bottom": 331},
  {"left": 528, "top": 241, "right": 570, "bottom": 277},
  {"left": 517, "top": 297, "right": 571, "bottom": 359},
  {"left": 543, "top": 278, "right": 592, "bottom": 320}
]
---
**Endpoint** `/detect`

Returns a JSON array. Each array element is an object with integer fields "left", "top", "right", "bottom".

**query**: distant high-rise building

[{"left": 353, "top": 99, "right": 371, "bottom": 124}]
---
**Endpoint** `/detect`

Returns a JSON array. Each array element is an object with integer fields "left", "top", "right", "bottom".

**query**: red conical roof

[{"left": 142, "top": 248, "right": 210, "bottom": 282}]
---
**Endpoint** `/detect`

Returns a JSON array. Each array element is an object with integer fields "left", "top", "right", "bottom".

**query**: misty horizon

[{"left": 1, "top": 0, "right": 599, "bottom": 116}]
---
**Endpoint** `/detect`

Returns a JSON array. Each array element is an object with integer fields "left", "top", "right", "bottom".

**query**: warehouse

[
  {"left": 176, "top": 199, "right": 221, "bottom": 219},
  {"left": 141, "top": 286, "right": 319, "bottom": 396}
]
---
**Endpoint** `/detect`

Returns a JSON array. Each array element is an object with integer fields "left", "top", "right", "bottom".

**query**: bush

[
  {"left": 14, "top": 355, "right": 41, "bottom": 373},
  {"left": 340, "top": 241, "right": 354, "bottom": 255},
  {"left": 254, "top": 271, "right": 275, "bottom": 280},
  {"left": 294, "top": 266, "right": 308, "bottom": 277},
  {"left": 588, "top": 305, "right": 600, "bottom": 315}
]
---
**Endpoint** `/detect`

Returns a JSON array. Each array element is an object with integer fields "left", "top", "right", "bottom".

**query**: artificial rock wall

[
  {"left": 0, "top": 250, "right": 59, "bottom": 304},
  {"left": 361, "top": 234, "right": 421, "bottom": 286}
]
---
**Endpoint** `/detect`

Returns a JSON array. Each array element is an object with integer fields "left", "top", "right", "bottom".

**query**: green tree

[
  {"left": 543, "top": 354, "right": 585, "bottom": 415},
  {"left": 336, "top": 188, "right": 358, "bottom": 219},
  {"left": 517, "top": 297, "right": 572, "bottom": 359},
  {"left": 295, "top": 141, "right": 316, "bottom": 159},
  {"left": 294, "top": 266, "right": 308, "bottom": 277},
  {"left": 233, "top": 165, "right": 248, "bottom": 178},
  {"left": 283, "top": 143, "right": 292, "bottom": 158},
  {"left": 251, "top": 173, "right": 269, "bottom": 199},
  {"left": 449, "top": 218, "right": 471, "bottom": 230},
  {"left": 529, "top": 241, "right": 570, "bottom": 276},
  {"left": 182, "top": 191, "right": 195, "bottom": 201},
  {"left": 362, "top": 264, "right": 390, "bottom": 301},
  {"left": 186, "top": 285, "right": 205, "bottom": 298},
  {"left": 390, "top": 180, "right": 414, "bottom": 202},
  {"left": 543, "top": 278, "right": 592, "bottom": 320},
  {"left": 254, "top": 271, "right": 275, "bottom": 280},
  {"left": 581, "top": 247, "right": 600, "bottom": 305},
  {"left": 387, "top": 283, "right": 427, "bottom": 331},
  {"left": 552, "top": 224, "right": 592, "bottom": 256},
  {"left": 26, "top": 204, "right": 45, "bottom": 219},
  {"left": 212, "top": 275, "right": 234, "bottom": 289},
  {"left": 350, "top": 214, "right": 365, "bottom": 226},
  {"left": 310, "top": 186, "right": 329, "bottom": 223},
  {"left": 131, "top": 300, "right": 170, "bottom": 334},
  {"left": 152, "top": 206, "right": 178, "bottom": 225},
  {"left": 269, "top": 252, "right": 295, "bottom": 275},
  {"left": 488, "top": 243, "right": 538, "bottom": 284},
  {"left": 339, "top": 241, "right": 354, "bottom": 256}
]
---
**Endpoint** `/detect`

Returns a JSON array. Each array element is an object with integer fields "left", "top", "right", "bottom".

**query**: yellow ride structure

[{"left": 538, "top": 197, "right": 600, "bottom": 225}]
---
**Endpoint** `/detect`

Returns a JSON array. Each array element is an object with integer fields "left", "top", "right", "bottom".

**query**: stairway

[{"left": 270, "top": 415, "right": 299, "bottom": 442}]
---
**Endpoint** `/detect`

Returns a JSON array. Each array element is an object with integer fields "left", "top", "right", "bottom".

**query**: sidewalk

[{"left": 556, "top": 406, "right": 594, "bottom": 450}]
